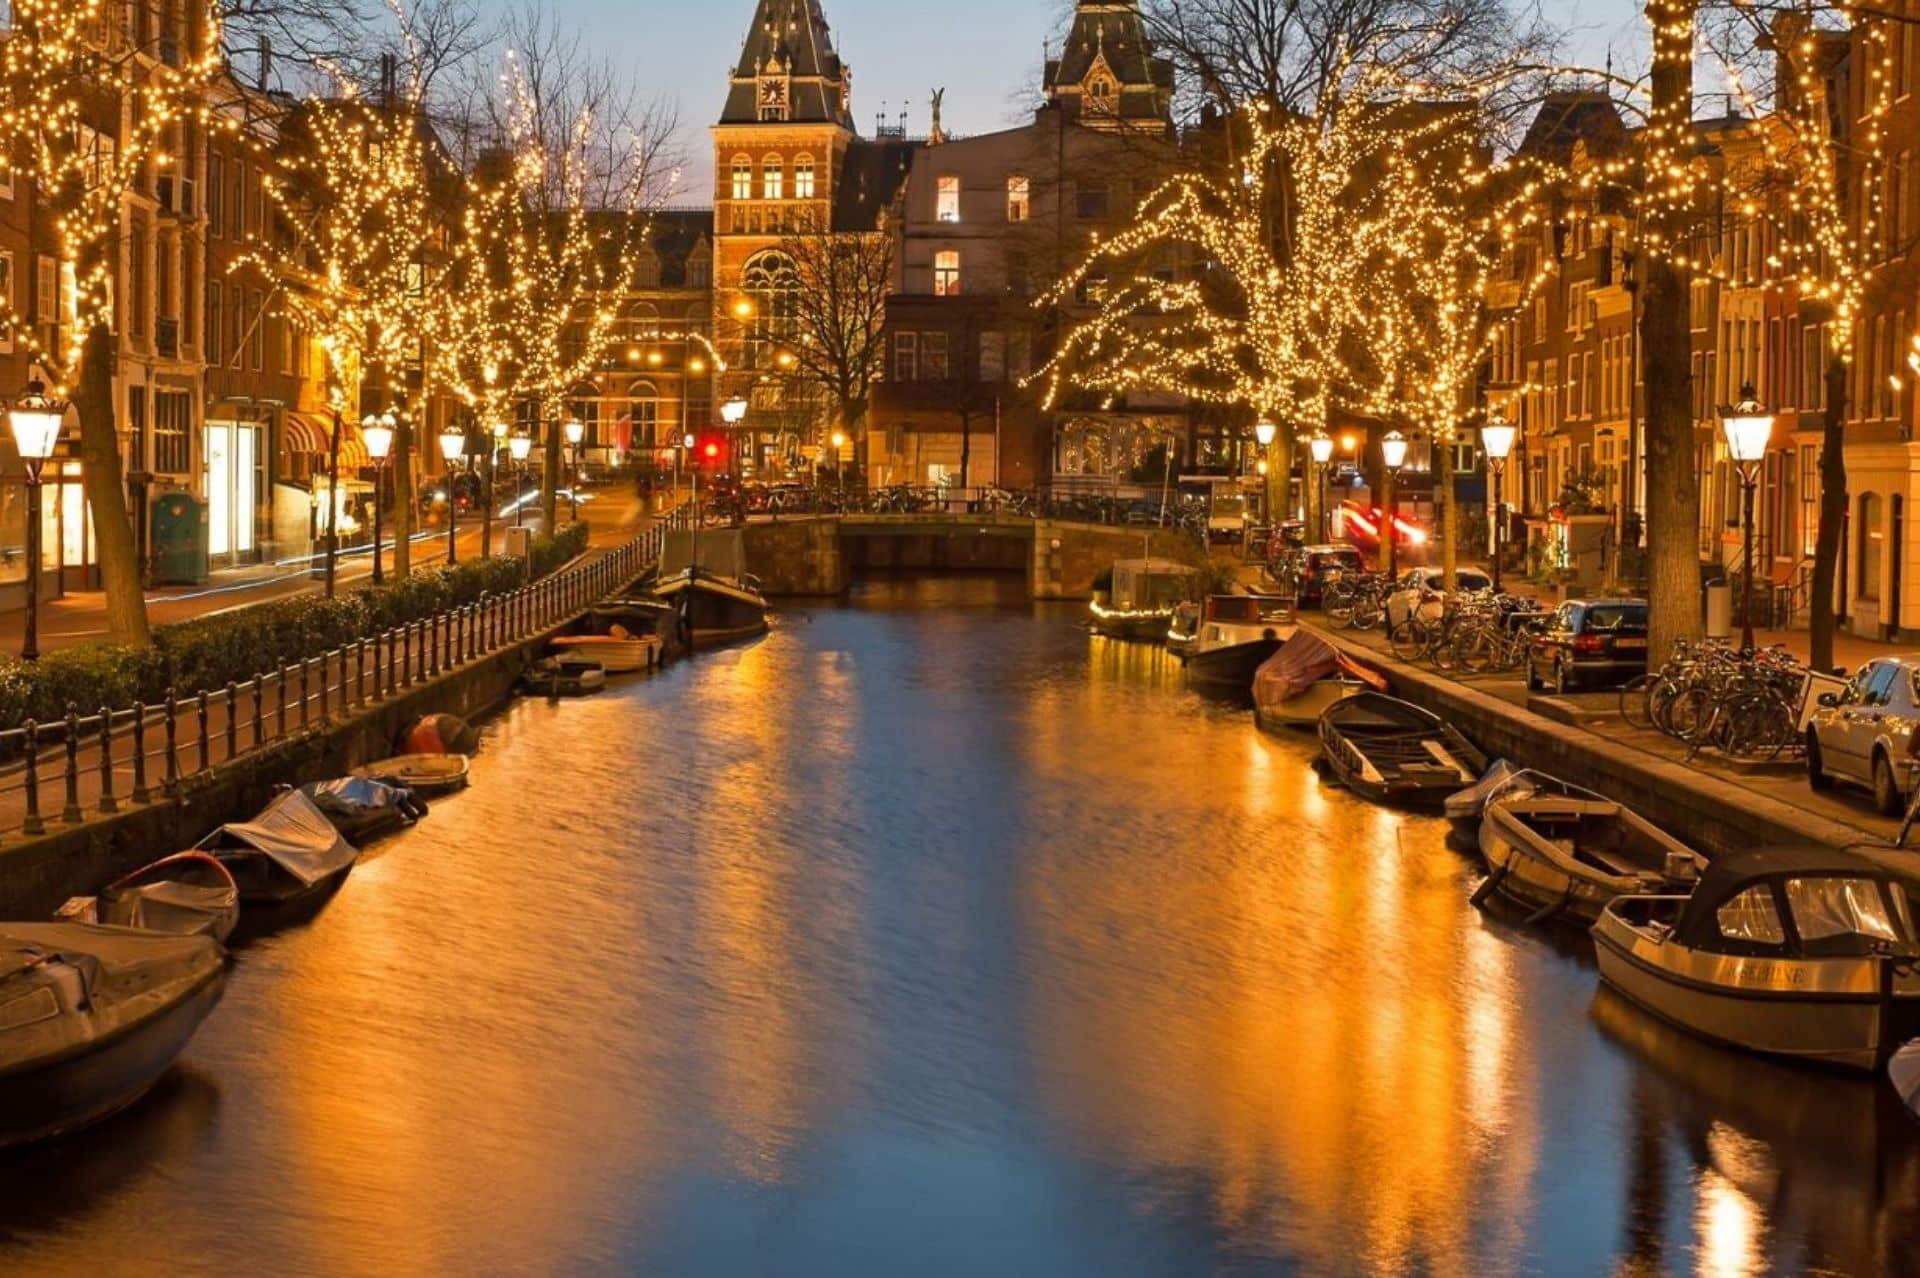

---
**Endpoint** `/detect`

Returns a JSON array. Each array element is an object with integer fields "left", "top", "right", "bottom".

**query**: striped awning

[{"left": 283, "top": 412, "right": 369, "bottom": 468}]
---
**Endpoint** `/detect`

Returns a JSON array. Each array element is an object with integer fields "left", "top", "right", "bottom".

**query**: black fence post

[
  {"left": 357, "top": 639, "right": 368, "bottom": 706},
  {"left": 226, "top": 682, "right": 239, "bottom": 760},
  {"left": 277, "top": 665, "right": 289, "bottom": 736},
  {"left": 131, "top": 703, "right": 149, "bottom": 804},
  {"left": 196, "top": 691, "right": 210, "bottom": 774},
  {"left": 300, "top": 659, "right": 311, "bottom": 728},
  {"left": 339, "top": 646, "right": 350, "bottom": 716},
  {"left": 163, "top": 691, "right": 180, "bottom": 792},
  {"left": 62, "top": 705, "right": 82, "bottom": 823},
  {"left": 22, "top": 721, "right": 42, "bottom": 836},
  {"left": 253, "top": 676, "right": 265, "bottom": 745},
  {"left": 97, "top": 706, "right": 116, "bottom": 814}
]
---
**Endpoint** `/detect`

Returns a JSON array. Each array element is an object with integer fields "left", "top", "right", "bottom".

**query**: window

[
  {"left": 762, "top": 156, "right": 783, "bottom": 201},
  {"left": 1785, "top": 878, "right": 1902, "bottom": 950},
  {"left": 1085, "top": 75, "right": 1115, "bottom": 115},
  {"left": 205, "top": 278, "right": 221, "bottom": 363},
  {"left": 921, "top": 331, "right": 949, "bottom": 379},
  {"left": 207, "top": 152, "right": 223, "bottom": 237},
  {"left": 1075, "top": 182, "right": 1108, "bottom": 220},
  {"left": 794, "top": 156, "right": 815, "bottom": 199},
  {"left": 978, "top": 330, "right": 1005, "bottom": 381},
  {"left": 742, "top": 250, "right": 799, "bottom": 368},
  {"left": 1716, "top": 885, "right": 1786, "bottom": 946},
  {"left": 152, "top": 389, "right": 192, "bottom": 474},
  {"left": 1860, "top": 492, "right": 1884, "bottom": 601},
  {"left": 936, "top": 175, "right": 959, "bottom": 222},
  {"left": 731, "top": 157, "right": 752, "bottom": 200},
  {"left": 129, "top": 216, "right": 148, "bottom": 338},
  {"left": 893, "top": 330, "right": 917, "bottom": 381},
  {"left": 934, "top": 250, "right": 960, "bottom": 296},
  {"left": 1006, "top": 175, "right": 1028, "bottom": 221}
]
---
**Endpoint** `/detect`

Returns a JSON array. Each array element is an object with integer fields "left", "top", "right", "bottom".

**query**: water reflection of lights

[{"left": 1695, "top": 1167, "right": 1767, "bottom": 1278}]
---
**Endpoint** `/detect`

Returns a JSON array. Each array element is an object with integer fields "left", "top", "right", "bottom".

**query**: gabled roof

[
  {"left": 1043, "top": 0, "right": 1174, "bottom": 129},
  {"left": 719, "top": 0, "right": 852, "bottom": 126},
  {"left": 1518, "top": 91, "right": 1630, "bottom": 160}
]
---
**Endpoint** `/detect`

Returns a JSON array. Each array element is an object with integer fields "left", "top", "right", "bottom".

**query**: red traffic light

[{"left": 702, "top": 440, "right": 719, "bottom": 460}]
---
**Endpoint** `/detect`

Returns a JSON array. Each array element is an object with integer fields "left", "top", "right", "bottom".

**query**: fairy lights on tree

[{"left": 0, "top": 0, "right": 227, "bottom": 643}]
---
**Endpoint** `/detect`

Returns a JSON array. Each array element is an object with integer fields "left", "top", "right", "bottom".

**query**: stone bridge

[{"left": 738, "top": 514, "right": 1206, "bottom": 598}]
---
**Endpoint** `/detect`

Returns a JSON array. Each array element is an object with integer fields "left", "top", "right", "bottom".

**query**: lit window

[
  {"left": 936, "top": 175, "right": 959, "bottom": 223},
  {"left": 794, "top": 156, "right": 815, "bottom": 199},
  {"left": 934, "top": 250, "right": 960, "bottom": 296},
  {"left": 763, "top": 157, "right": 783, "bottom": 201},
  {"left": 1006, "top": 175, "right": 1028, "bottom": 222},
  {"left": 1086, "top": 76, "right": 1115, "bottom": 114},
  {"left": 731, "top": 157, "right": 751, "bottom": 200}
]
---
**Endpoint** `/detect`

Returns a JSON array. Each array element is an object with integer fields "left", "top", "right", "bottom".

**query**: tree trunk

[
  {"left": 541, "top": 403, "right": 561, "bottom": 530},
  {"left": 70, "top": 324, "right": 149, "bottom": 646},
  {"left": 1437, "top": 437, "right": 1456, "bottom": 590},
  {"left": 1808, "top": 355, "right": 1849, "bottom": 672},
  {"left": 1639, "top": 0, "right": 1701, "bottom": 669},
  {"left": 392, "top": 404, "right": 414, "bottom": 578}
]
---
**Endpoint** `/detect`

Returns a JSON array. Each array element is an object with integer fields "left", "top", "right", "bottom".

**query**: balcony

[{"left": 156, "top": 317, "right": 180, "bottom": 360}]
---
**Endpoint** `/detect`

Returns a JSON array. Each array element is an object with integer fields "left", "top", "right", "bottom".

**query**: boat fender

[
  {"left": 1523, "top": 885, "right": 1576, "bottom": 927},
  {"left": 1468, "top": 862, "right": 1510, "bottom": 909}
]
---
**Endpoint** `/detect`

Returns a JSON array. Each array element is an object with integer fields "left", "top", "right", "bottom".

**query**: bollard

[
  {"left": 253, "top": 677, "right": 265, "bottom": 745},
  {"left": 402, "top": 624, "right": 413, "bottom": 688},
  {"left": 131, "top": 703, "right": 150, "bottom": 804},
  {"left": 22, "top": 721, "right": 42, "bottom": 836},
  {"left": 97, "top": 706, "right": 116, "bottom": 814},
  {"left": 196, "top": 691, "right": 210, "bottom": 773},
  {"left": 226, "top": 682, "right": 239, "bottom": 759},
  {"left": 62, "top": 705, "right": 82, "bottom": 824},
  {"left": 164, "top": 690, "right": 180, "bottom": 791},
  {"left": 339, "top": 646, "right": 350, "bottom": 716}
]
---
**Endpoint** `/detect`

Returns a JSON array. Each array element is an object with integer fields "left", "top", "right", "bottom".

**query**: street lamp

[
  {"left": 438, "top": 424, "right": 466, "bottom": 565},
  {"left": 830, "top": 428, "right": 847, "bottom": 489},
  {"left": 509, "top": 429, "right": 532, "bottom": 528},
  {"left": 1721, "top": 382, "right": 1774, "bottom": 651},
  {"left": 1308, "top": 431, "right": 1333, "bottom": 543},
  {"left": 363, "top": 412, "right": 396, "bottom": 586},
  {"left": 8, "top": 380, "right": 65, "bottom": 661},
  {"left": 1253, "top": 419, "right": 1279, "bottom": 530},
  {"left": 1480, "top": 414, "right": 1516, "bottom": 595},
  {"left": 563, "top": 417, "right": 585, "bottom": 521},
  {"left": 481, "top": 418, "right": 508, "bottom": 558},
  {"left": 1380, "top": 430, "right": 1408, "bottom": 577},
  {"left": 720, "top": 397, "right": 748, "bottom": 483}
]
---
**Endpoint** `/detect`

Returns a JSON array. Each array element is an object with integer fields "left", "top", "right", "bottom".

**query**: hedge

[{"left": 0, "top": 519, "right": 597, "bottom": 729}]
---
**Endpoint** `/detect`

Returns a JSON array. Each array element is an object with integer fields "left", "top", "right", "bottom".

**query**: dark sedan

[{"left": 1525, "top": 598, "right": 1649, "bottom": 693}]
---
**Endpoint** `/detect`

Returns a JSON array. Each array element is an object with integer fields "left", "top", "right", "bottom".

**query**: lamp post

[
  {"left": 363, "top": 412, "right": 395, "bottom": 586},
  {"left": 481, "top": 418, "right": 507, "bottom": 558},
  {"left": 1721, "top": 383, "right": 1775, "bottom": 651},
  {"left": 1380, "top": 430, "right": 1408, "bottom": 577},
  {"left": 9, "top": 380, "right": 65, "bottom": 661},
  {"left": 721, "top": 396, "right": 747, "bottom": 485},
  {"left": 438, "top": 424, "right": 466, "bottom": 565},
  {"left": 509, "top": 430, "right": 532, "bottom": 528},
  {"left": 1308, "top": 431, "right": 1333, "bottom": 544},
  {"left": 1253, "top": 419, "right": 1278, "bottom": 533},
  {"left": 1480, "top": 414, "right": 1516, "bottom": 595},
  {"left": 563, "top": 417, "right": 585, "bottom": 521}
]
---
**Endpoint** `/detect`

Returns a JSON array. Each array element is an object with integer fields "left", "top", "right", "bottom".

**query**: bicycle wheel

[
  {"left": 1665, "top": 687, "right": 1711, "bottom": 743},
  {"left": 1647, "top": 679, "right": 1685, "bottom": 736},
  {"left": 1350, "top": 596, "right": 1384, "bottom": 630},
  {"left": 1618, "top": 675, "right": 1656, "bottom": 730},
  {"left": 1453, "top": 627, "right": 1493, "bottom": 675},
  {"left": 1323, "top": 585, "right": 1356, "bottom": 628},
  {"left": 1388, "top": 619, "right": 1428, "bottom": 662}
]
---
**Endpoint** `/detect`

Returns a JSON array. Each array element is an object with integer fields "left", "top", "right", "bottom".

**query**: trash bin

[
  {"left": 504, "top": 525, "right": 534, "bottom": 562},
  {"left": 1704, "top": 580, "right": 1732, "bottom": 639},
  {"left": 149, "top": 492, "right": 208, "bottom": 585}
]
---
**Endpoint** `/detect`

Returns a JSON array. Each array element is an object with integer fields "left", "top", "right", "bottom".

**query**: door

[
  {"left": 233, "top": 424, "right": 258, "bottom": 555},
  {"left": 206, "top": 423, "right": 231, "bottom": 557},
  {"left": 1835, "top": 660, "right": 1897, "bottom": 776}
]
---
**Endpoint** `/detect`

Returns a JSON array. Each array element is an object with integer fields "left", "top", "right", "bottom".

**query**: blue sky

[{"left": 531, "top": 0, "right": 1646, "bottom": 201}]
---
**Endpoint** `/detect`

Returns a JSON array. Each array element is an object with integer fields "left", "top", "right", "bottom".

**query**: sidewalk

[{"left": 0, "top": 487, "right": 653, "bottom": 655}]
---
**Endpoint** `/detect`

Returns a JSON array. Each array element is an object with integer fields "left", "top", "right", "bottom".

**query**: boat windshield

[
  {"left": 1207, "top": 596, "right": 1262, "bottom": 624},
  {"left": 1784, "top": 876, "right": 1908, "bottom": 954},
  {"left": 1715, "top": 885, "right": 1786, "bottom": 946}
]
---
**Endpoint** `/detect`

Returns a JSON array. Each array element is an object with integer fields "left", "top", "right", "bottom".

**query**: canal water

[{"left": 2, "top": 575, "right": 1916, "bottom": 1277}]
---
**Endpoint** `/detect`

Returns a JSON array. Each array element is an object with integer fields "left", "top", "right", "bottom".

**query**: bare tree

[{"left": 771, "top": 213, "right": 895, "bottom": 462}]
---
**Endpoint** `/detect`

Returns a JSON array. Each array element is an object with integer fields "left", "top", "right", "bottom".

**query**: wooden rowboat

[{"left": 355, "top": 753, "right": 470, "bottom": 794}]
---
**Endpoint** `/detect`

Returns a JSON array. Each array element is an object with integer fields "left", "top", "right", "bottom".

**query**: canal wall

[
  {"left": 1031, "top": 522, "right": 1205, "bottom": 599},
  {"left": 1300, "top": 621, "right": 1920, "bottom": 881},
  {"left": 0, "top": 621, "right": 572, "bottom": 920}
]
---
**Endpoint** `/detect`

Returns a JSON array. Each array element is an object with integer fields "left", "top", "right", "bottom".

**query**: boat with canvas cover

[
  {"left": 1180, "top": 594, "right": 1296, "bottom": 694},
  {"left": 1593, "top": 846, "right": 1920, "bottom": 1071},
  {"left": 195, "top": 789, "right": 359, "bottom": 911},
  {"left": 56, "top": 852, "right": 240, "bottom": 943},
  {"left": 1477, "top": 788, "right": 1705, "bottom": 924},
  {"left": 0, "top": 922, "right": 226, "bottom": 1147},
  {"left": 652, "top": 529, "right": 768, "bottom": 645},
  {"left": 1090, "top": 558, "right": 1192, "bottom": 640},
  {"left": 1252, "top": 630, "right": 1384, "bottom": 731},
  {"left": 299, "top": 776, "right": 427, "bottom": 843},
  {"left": 1316, "top": 692, "right": 1486, "bottom": 806}
]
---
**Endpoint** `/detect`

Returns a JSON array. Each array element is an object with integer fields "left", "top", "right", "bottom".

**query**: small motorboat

[
  {"left": 355, "top": 753, "right": 470, "bottom": 794},
  {"left": 549, "top": 626, "right": 659, "bottom": 673},
  {"left": 299, "top": 776, "right": 426, "bottom": 843},
  {"left": 653, "top": 529, "right": 769, "bottom": 645},
  {"left": 587, "top": 597, "right": 675, "bottom": 635},
  {"left": 1090, "top": 558, "right": 1192, "bottom": 640},
  {"left": 1317, "top": 692, "right": 1487, "bottom": 806},
  {"left": 1892, "top": 1039, "right": 1920, "bottom": 1115},
  {"left": 195, "top": 789, "right": 359, "bottom": 912},
  {"left": 1251, "top": 630, "right": 1382, "bottom": 731},
  {"left": 56, "top": 852, "right": 240, "bottom": 943},
  {"left": 521, "top": 655, "right": 608, "bottom": 696},
  {"left": 1164, "top": 601, "right": 1202, "bottom": 657},
  {"left": 0, "top": 923, "right": 227, "bottom": 1148},
  {"left": 1593, "top": 846, "right": 1920, "bottom": 1071},
  {"left": 1477, "top": 790, "right": 1705, "bottom": 924},
  {"left": 1182, "top": 594, "right": 1296, "bottom": 694}
]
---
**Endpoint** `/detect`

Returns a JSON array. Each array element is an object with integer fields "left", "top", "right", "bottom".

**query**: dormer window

[{"left": 1086, "top": 75, "right": 1115, "bottom": 114}]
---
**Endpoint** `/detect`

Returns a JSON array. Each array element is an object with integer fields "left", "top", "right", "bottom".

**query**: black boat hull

[
  {"left": 0, "top": 965, "right": 227, "bottom": 1148},
  {"left": 1184, "top": 638, "right": 1284, "bottom": 692}
]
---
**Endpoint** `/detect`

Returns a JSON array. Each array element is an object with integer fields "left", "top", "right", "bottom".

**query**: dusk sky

[{"left": 529, "top": 0, "right": 1648, "bottom": 201}]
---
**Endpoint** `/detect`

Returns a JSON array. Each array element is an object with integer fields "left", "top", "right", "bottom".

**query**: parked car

[
  {"left": 1292, "top": 545, "right": 1367, "bottom": 605},
  {"left": 1524, "top": 598, "right": 1649, "bottom": 693},
  {"left": 1806, "top": 657, "right": 1920, "bottom": 813}
]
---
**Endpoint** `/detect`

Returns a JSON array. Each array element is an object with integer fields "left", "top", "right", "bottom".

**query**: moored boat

[
  {"left": 57, "top": 852, "right": 240, "bottom": 943},
  {"left": 1251, "top": 630, "right": 1382, "bottom": 731},
  {"left": 653, "top": 529, "right": 769, "bottom": 645},
  {"left": 0, "top": 922, "right": 227, "bottom": 1148},
  {"left": 548, "top": 631, "right": 659, "bottom": 672},
  {"left": 1090, "top": 558, "right": 1191, "bottom": 640},
  {"left": 1317, "top": 692, "right": 1486, "bottom": 806},
  {"left": 521, "top": 655, "right": 608, "bottom": 695},
  {"left": 355, "top": 752, "right": 470, "bottom": 794},
  {"left": 1164, "top": 601, "right": 1201, "bottom": 657},
  {"left": 1477, "top": 791, "right": 1705, "bottom": 923},
  {"left": 1182, "top": 594, "right": 1296, "bottom": 694},
  {"left": 196, "top": 790, "right": 358, "bottom": 912},
  {"left": 1593, "top": 847, "right": 1920, "bottom": 1071},
  {"left": 299, "top": 776, "right": 426, "bottom": 843}
]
